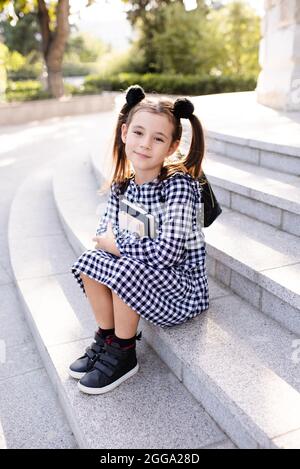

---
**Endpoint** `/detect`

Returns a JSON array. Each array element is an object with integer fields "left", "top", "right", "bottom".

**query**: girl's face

[{"left": 121, "top": 110, "right": 179, "bottom": 177}]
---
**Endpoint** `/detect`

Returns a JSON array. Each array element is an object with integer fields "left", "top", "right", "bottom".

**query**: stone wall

[
  {"left": 0, "top": 92, "right": 117, "bottom": 125},
  {"left": 256, "top": 0, "right": 300, "bottom": 111}
]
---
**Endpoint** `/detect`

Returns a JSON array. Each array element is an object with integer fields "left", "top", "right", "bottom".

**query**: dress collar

[{"left": 129, "top": 175, "right": 159, "bottom": 187}]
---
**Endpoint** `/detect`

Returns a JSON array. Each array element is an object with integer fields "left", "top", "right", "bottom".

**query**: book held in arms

[{"left": 119, "top": 198, "right": 157, "bottom": 239}]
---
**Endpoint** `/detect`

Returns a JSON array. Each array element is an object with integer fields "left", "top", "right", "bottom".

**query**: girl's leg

[
  {"left": 112, "top": 291, "right": 140, "bottom": 339},
  {"left": 80, "top": 273, "right": 114, "bottom": 329}
]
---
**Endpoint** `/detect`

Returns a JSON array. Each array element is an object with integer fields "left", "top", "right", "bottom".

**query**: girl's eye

[{"left": 133, "top": 131, "right": 164, "bottom": 142}]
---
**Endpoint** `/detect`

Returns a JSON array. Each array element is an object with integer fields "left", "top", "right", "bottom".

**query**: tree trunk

[
  {"left": 46, "top": 68, "right": 65, "bottom": 98},
  {"left": 37, "top": 0, "right": 70, "bottom": 99}
]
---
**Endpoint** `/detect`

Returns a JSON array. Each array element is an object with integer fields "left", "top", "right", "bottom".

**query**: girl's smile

[{"left": 134, "top": 151, "right": 151, "bottom": 159}]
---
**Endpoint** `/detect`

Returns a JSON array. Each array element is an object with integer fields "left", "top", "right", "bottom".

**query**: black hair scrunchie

[
  {"left": 125, "top": 84, "right": 146, "bottom": 108},
  {"left": 173, "top": 98, "right": 194, "bottom": 119}
]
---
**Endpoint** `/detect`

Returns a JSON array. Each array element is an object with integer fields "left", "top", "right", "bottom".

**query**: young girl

[{"left": 69, "top": 84, "right": 209, "bottom": 395}]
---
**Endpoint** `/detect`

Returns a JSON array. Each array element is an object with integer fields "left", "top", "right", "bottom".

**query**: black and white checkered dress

[{"left": 71, "top": 171, "right": 209, "bottom": 328}]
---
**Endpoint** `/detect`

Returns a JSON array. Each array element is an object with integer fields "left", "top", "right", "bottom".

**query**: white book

[{"left": 119, "top": 198, "right": 157, "bottom": 238}]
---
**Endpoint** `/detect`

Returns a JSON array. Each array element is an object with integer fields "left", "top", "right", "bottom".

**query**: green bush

[
  {"left": 8, "top": 67, "right": 41, "bottom": 80},
  {"left": 83, "top": 72, "right": 257, "bottom": 96},
  {"left": 0, "top": 43, "right": 8, "bottom": 97},
  {"left": 5, "top": 79, "right": 101, "bottom": 101},
  {"left": 5, "top": 80, "right": 51, "bottom": 101},
  {"left": 62, "top": 61, "right": 99, "bottom": 77},
  {"left": 7, "top": 51, "right": 43, "bottom": 81},
  {"left": 64, "top": 82, "right": 100, "bottom": 96},
  {"left": 6, "top": 80, "right": 41, "bottom": 91},
  {"left": 4, "top": 72, "right": 256, "bottom": 103}
]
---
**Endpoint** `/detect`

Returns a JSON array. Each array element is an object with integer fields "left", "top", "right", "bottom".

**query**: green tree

[
  {"left": 0, "top": 12, "right": 40, "bottom": 55},
  {"left": 122, "top": 0, "right": 208, "bottom": 73},
  {"left": 62, "top": 32, "right": 108, "bottom": 77},
  {"left": 151, "top": 1, "right": 219, "bottom": 75},
  {"left": 125, "top": 0, "right": 260, "bottom": 77},
  {"left": 122, "top": 0, "right": 186, "bottom": 27},
  {"left": 0, "top": 41, "right": 8, "bottom": 99},
  {"left": 0, "top": 0, "right": 70, "bottom": 98},
  {"left": 209, "top": 0, "right": 261, "bottom": 77},
  {"left": 65, "top": 32, "right": 107, "bottom": 63}
]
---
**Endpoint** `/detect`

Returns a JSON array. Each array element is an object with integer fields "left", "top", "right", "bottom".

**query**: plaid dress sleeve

[
  {"left": 115, "top": 176, "right": 196, "bottom": 269},
  {"left": 95, "top": 182, "right": 120, "bottom": 236}
]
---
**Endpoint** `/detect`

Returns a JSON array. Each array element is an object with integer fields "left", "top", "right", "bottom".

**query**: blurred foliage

[
  {"left": 0, "top": 0, "right": 73, "bottom": 97},
  {"left": 1, "top": 26, "right": 108, "bottom": 79},
  {"left": 1, "top": 0, "right": 261, "bottom": 101},
  {"left": 4, "top": 77, "right": 102, "bottom": 101},
  {"left": 0, "top": 0, "right": 58, "bottom": 32},
  {"left": 121, "top": 0, "right": 261, "bottom": 77},
  {"left": 65, "top": 32, "right": 107, "bottom": 63},
  {"left": 62, "top": 32, "right": 108, "bottom": 76},
  {"left": 150, "top": 2, "right": 221, "bottom": 75},
  {"left": 207, "top": 1, "right": 261, "bottom": 76},
  {"left": 85, "top": 0, "right": 260, "bottom": 84},
  {"left": 64, "top": 81, "right": 102, "bottom": 96},
  {"left": 84, "top": 72, "right": 257, "bottom": 95},
  {"left": 123, "top": 0, "right": 208, "bottom": 74},
  {"left": 6, "top": 49, "right": 43, "bottom": 79},
  {"left": 5, "top": 79, "right": 51, "bottom": 101},
  {"left": 0, "top": 11, "right": 40, "bottom": 55},
  {"left": 122, "top": 0, "right": 207, "bottom": 27},
  {"left": 0, "top": 42, "right": 8, "bottom": 97}
]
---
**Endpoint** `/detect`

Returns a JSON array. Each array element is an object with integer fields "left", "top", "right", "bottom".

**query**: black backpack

[{"left": 197, "top": 172, "right": 222, "bottom": 227}]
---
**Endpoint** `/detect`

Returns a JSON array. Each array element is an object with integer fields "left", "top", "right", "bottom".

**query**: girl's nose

[{"left": 141, "top": 137, "right": 151, "bottom": 149}]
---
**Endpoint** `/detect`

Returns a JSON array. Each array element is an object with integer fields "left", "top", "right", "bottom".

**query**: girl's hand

[
  {"left": 92, "top": 235, "right": 106, "bottom": 250},
  {"left": 92, "top": 221, "right": 121, "bottom": 257}
]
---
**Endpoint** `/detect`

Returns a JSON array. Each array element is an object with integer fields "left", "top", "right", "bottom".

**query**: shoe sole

[
  {"left": 77, "top": 363, "right": 139, "bottom": 395},
  {"left": 68, "top": 368, "right": 86, "bottom": 380}
]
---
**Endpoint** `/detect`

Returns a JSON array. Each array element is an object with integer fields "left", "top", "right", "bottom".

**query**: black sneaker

[
  {"left": 68, "top": 330, "right": 111, "bottom": 379},
  {"left": 77, "top": 332, "right": 142, "bottom": 395}
]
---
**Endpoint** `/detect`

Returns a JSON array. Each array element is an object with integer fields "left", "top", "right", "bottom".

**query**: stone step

[
  {"left": 0, "top": 283, "right": 78, "bottom": 449},
  {"left": 52, "top": 150, "right": 300, "bottom": 448},
  {"left": 204, "top": 131, "right": 300, "bottom": 176},
  {"left": 205, "top": 207, "right": 300, "bottom": 334},
  {"left": 202, "top": 152, "right": 300, "bottom": 237},
  {"left": 189, "top": 92, "right": 300, "bottom": 177},
  {"left": 8, "top": 165, "right": 233, "bottom": 449}
]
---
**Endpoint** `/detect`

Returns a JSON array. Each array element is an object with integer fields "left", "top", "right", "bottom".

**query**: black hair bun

[
  {"left": 126, "top": 84, "right": 145, "bottom": 107},
  {"left": 173, "top": 98, "right": 194, "bottom": 119}
]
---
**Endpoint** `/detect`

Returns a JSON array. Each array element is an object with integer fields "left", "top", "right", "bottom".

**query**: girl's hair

[{"left": 98, "top": 85, "right": 205, "bottom": 194}]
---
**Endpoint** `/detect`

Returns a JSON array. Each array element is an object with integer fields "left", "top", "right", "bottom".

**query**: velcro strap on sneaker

[
  {"left": 93, "top": 360, "right": 114, "bottom": 377},
  {"left": 101, "top": 352, "right": 118, "bottom": 367},
  {"left": 90, "top": 342, "right": 102, "bottom": 354},
  {"left": 85, "top": 342, "right": 102, "bottom": 357},
  {"left": 85, "top": 347, "right": 97, "bottom": 359}
]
